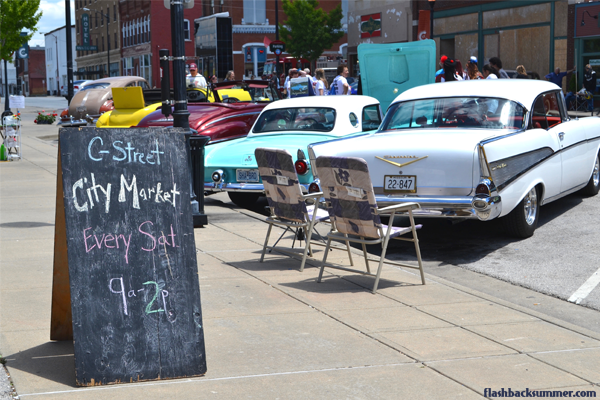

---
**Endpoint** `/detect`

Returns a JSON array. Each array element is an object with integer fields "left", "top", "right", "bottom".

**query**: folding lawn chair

[
  {"left": 255, "top": 148, "right": 335, "bottom": 271},
  {"left": 315, "top": 155, "right": 426, "bottom": 294}
]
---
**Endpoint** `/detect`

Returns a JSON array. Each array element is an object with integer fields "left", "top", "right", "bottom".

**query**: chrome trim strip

[
  {"left": 204, "top": 182, "right": 310, "bottom": 193},
  {"left": 203, "top": 112, "right": 260, "bottom": 128},
  {"left": 541, "top": 182, "right": 587, "bottom": 205},
  {"left": 57, "top": 119, "right": 88, "bottom": 127}
]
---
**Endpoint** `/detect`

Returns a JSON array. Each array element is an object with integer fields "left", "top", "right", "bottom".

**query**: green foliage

[
  {"left": 280, "top": 0, "right": 344, "bottom": 67},
  {"left": 0, "top": 0, "right": 42, "bottom": 60}
]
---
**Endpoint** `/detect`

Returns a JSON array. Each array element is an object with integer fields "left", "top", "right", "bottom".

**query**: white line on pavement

[
  {"left": 568, "top": 267, "right": 600, "bottom": 305},
  {"left": 18, "top": 362, "right": 414, "bottom": 397}
]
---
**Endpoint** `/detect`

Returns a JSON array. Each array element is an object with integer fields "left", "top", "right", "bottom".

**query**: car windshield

[
  {"left": 380, "top": 97, "right": 525, "bottom": 131},
  {"left": 215, "top": 82, "right": 277, "bottom": 102},
  {"left": 81, "top": 82, "right": 111, "bottom": 90},
  {"left": 253, "top": 107, "right": 336, "bottom": 133}
]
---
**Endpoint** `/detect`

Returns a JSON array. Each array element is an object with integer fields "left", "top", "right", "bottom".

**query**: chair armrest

[
  {"left": 378, "top": 202, "right": 421, "bottom": 214},
  {"left": 302, "top": 192, "right": 323, "bottom": 200}
]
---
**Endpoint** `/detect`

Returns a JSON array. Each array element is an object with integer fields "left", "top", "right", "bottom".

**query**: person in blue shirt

[{"left": 545, "top": 67, "right": 575, "bottom": 88}]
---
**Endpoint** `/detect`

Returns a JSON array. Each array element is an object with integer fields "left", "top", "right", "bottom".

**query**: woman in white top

[
  {"left": 482, "top": 64, "right": 499, "bottom": 79},
  {"left": 314, "top": 68, "right": 329, "bottom": 96}
]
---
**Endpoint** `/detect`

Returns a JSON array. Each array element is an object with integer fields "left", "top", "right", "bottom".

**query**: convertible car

[
  {"left": 97, "top": 80, "right": 280, "bottom": 143},
  {"left": 307, "top": 79, "right": 600, "bottom": 238},
  {"left": 204, "top": 95, "right": 383, "bottom": 206}
]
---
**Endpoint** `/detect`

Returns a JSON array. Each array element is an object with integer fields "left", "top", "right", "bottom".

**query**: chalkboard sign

[{"left": 51, "top": 127, "right": 206, "bottom": 386}]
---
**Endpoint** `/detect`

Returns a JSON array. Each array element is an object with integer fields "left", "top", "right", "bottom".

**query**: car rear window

[
  {"left": 253, "top": 107, "right": 336, "bottom": 133},
  {"left": 381, "top": 97, "right": 525, "bottom": 131},
  {"left": 81, "top": 82, "right": 110, "bottom": 90}
]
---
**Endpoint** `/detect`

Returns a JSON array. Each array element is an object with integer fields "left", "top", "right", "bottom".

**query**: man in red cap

[{"left": 186, "top": 63, "right": 207, "bottom": 89}]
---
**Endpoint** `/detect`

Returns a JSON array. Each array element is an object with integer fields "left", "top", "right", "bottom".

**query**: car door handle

[{"left": 558, "top": 132, "right": 565, "bottom": 141}]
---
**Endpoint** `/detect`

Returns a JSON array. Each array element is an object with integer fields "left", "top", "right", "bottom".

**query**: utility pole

[
  {"left": 275, "top": 0, "right": 279, "bottom": 78},
  {"left": 65, "top": 0, "right": 74, "bottom": 102}
]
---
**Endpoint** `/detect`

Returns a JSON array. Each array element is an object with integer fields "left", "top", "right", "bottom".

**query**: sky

[{"left": 29, "top": 0, "right": 76, "bottom": 48}]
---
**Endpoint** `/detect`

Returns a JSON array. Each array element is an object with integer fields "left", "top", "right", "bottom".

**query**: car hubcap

[
  {"left": 593, "top": 156, "right": 600, "bottom": 188},
  {"left": 523, "top": 187, "right": 538, "bottom": 225}
]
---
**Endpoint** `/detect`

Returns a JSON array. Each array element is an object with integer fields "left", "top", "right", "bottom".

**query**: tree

[
  {"left": 0, "top": 0, "right": 42, "bottom": 61},
  {"left": 279, "top": 0, "right": 344, "bottom": 71}
]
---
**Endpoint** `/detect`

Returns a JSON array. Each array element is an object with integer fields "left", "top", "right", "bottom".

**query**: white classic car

[{"left": 307, "top": 79, "right": 600, "bottom": 238}]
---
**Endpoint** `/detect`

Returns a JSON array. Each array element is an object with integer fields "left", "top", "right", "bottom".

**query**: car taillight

[
  {"left": 74, "top": 86, "right": 79, "bottom": 90},
  {"left": 308, "top": 182, "right": 320, "bottom": 193},
  {"left": 99, "top": 100, "right": 114, "bottom": 114},
  {"left": 295, "top": 159, "right": 309, "bottom": 175},
  {"left": 475, "top": 183, "right": 491, "bottom": 196}
]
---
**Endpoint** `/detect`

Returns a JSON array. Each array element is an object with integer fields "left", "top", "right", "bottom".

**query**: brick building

[
  {"left": 73, "top": 0, "right": 347, "bottom": 87},
  {"left": 74, "top": 0, "right": 122, "bottom": 80},
  {"left": 15, "top": 47, "right": 47, "bottom": 97},
  {"left": 25, "top": 47, "right": 47, "bottom": 96},
  {"left": 195, "top": 0, "right": 348, "bottom": 80},
  {"left": 568, "top": 0, "right": 600, "bottom": 93},
  {"left": 412, "top": 0, "right": 569, "bottom": 86}
]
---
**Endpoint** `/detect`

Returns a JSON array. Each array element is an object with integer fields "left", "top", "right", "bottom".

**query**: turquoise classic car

[
  {"left": 204, "top": 95, "right": 383, "bottom": 206},
  {"left": 203, "top": 40, "right": 437, "bottom": 207}
]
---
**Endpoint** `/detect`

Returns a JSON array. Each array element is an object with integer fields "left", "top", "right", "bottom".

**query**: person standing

[
  {"left": 440, "top": 59, "right": 461, "bottom": 82},
  {"left": 332, "top": 64, "right": 350, "bottom": 95},
  {"left": 583, "top": 64, "right": 597, "bottom": 93},
  {"left": 467, "top": 57, "right": 483, "bottom": 80},
  {"left": 224, "top": 70, "right": 235, "bottom": 81},
  {"left": 284, "top": 68, "right": 299, "bottom": 98},
  {"left": 583, "top": 64, "right": 597, "bottom": 112},
  {"left": 515, "top": 65, "right": 529, "bottom": 79},
  {"left": 482, "top": 64, "right": 499, "bottom": 79},
  {"left": 314, "top": 68, "right": 329, "bottom": 96},
  {"left": 489, "top": 57, "right": 510, "bottom": 79},
  {"left": 545, "top": 67, "right": 575, "bottom": 89},
  {"left": 186, "top": 63, "right": 207, "bottom": 89},
  {"left": 435, "top": 55, "right": 447, "bottom": 82}
]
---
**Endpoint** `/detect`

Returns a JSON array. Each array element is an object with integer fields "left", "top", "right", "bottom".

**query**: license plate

[
  {"left": 384, "top": 175, "right": 417, "bottom": 193},
  {"left": 236, "top": 169, "right": 259, "bottom": 182}
]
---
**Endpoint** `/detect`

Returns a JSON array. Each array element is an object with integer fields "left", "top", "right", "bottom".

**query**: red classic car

[{"left": 134, "top": 80, "right": 281, "bottom": 143}]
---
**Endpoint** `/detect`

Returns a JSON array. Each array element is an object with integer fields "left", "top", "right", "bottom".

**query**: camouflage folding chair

[
  {"left": 255, "top": 148, "right": 333, "bottom": 272},
  {"left": 315, "top": 155, "right": 426, "bottom": 294}
]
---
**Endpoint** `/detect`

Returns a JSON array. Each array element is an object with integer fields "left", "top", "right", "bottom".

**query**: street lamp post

[{"left": 83, "top": 7, "right": 110, "bottom": 77}]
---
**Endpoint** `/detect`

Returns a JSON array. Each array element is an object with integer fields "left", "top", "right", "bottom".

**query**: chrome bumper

[
  {"left": 204, "top": 181, "right": 309, "bottom": 194},
  {"left": 374, "top": 194, "right": 502, "bottom": 220},
  {"left": 58, "top": 118, "right": 88, "bottom": 127}
]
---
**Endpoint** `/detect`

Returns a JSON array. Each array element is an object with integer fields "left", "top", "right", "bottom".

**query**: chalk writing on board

[
  {"left": 88, "top": 136, "right": 165, "bottom": 164},
  {"left": 82, "top": 222, "right": 179, "bottom": 263},
  {"left": 109, "top": 277, "right": 174, "bottom": 320},
  {"left": 71, "top": 173, "right": 181, "bottom": 212}
]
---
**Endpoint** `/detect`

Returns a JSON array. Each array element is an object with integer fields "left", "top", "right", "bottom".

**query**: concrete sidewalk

[{"left": 1, "top": 108, "right": 599, "bottom": 399}]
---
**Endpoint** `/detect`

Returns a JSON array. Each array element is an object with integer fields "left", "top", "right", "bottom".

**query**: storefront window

[
  {"left": 583, "top": 38, "right": 600, "bottom": 53},
  {"left": 140, "top": 54, "right": 151, "bottom": 84}
]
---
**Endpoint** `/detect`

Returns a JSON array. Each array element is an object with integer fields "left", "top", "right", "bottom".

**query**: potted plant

[{"left": 34, "top": 111, "right": 57, "bottom": 125}]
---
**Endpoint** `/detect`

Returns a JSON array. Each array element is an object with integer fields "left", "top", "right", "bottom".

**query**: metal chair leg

[
  {"left": 317, "top": 237, "right": 333, "bottom": 283},
  {"left": 361, "top": 241, "right": 370, "bottom": 274},
  {"left": 344, "top": 233, "right": 354, "bottom": 266},
  {"left": 372, "top": 232, "right": 392, "bottom": 294},
  {"left": 260, "top": 223, "right": 274, "bottom": 262}
]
